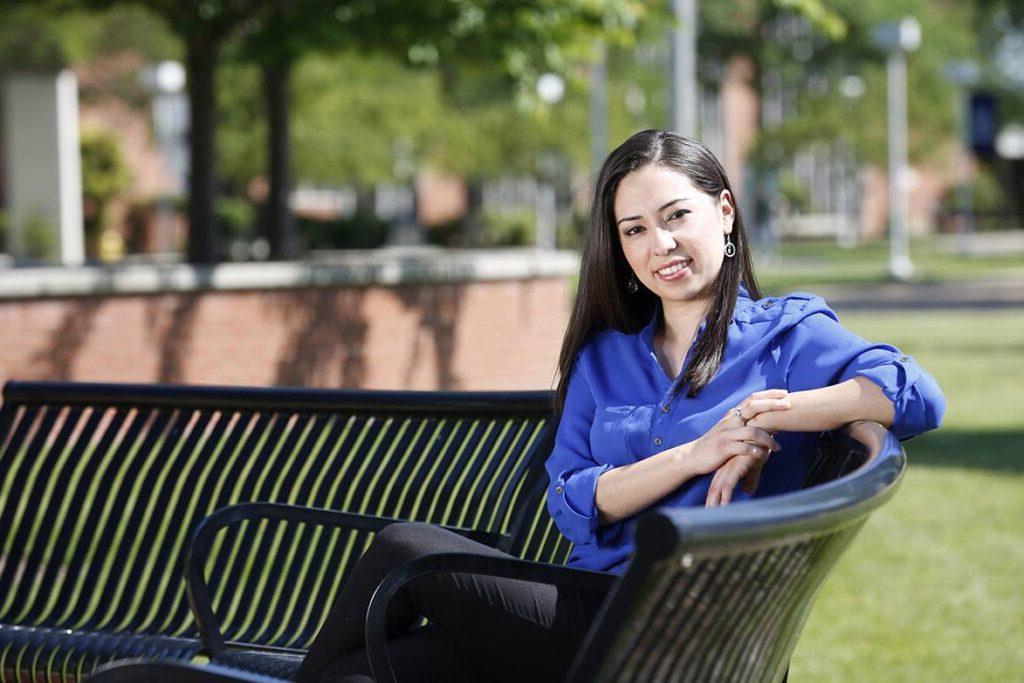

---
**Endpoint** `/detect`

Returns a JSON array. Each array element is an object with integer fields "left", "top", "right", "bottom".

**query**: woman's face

[{"left": 613, "top": 164, "right": 734, "bottom": 305}]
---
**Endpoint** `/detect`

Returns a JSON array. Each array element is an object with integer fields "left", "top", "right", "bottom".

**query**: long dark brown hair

[{"left": 555, "top": 130, "right": 761, "bottom": 411}]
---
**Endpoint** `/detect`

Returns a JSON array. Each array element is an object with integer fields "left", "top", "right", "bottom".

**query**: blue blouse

[{"left": 545, "top": 287, "right": 945, "bottom": 575}]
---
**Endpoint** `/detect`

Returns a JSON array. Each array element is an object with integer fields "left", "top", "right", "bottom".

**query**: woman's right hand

[{"left": 682, "top": 389, "right": 790, "bottom": 476}]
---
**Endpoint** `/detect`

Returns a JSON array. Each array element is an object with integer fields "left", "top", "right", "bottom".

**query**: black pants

[{"left": 296, "top": 522, "right": 611, "bottom": 683}]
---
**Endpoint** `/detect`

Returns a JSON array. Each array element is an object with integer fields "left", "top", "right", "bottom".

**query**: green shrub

[
  {"left": 296, "top": 214, "right": 391, "bottom": 250},
  {"left": 22, "top": 210, "right": 56, "bottom": 261},
  {"left": 216, "top": 197, "right": 257, "bottom": 239},
  {"left": 80, "top": 129, "right": 131, "bottom": 238},
  {"left": 479, "top": 208, "right": 534, "bottom": 246}
]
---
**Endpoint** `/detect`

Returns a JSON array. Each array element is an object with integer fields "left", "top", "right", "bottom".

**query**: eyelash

[{"left": 623, "top": 209, "right": 689, "bottom": 235}]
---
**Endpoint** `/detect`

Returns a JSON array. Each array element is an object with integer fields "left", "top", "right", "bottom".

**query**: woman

[{"left": 297, "top": 130, "right": 945, "bottom": 682}]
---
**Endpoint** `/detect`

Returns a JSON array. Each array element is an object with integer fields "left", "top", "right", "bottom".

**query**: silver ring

[{"left": 733, "top": 407, "right": 748, "bottom": 425}]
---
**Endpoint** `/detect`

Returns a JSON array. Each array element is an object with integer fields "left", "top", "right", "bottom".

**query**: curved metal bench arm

[
  {"left": 86, "top": 658, "right": 285, "bottom": 682},
  {"left": 364, "top": 421, "right": 904, "bottom": 683},
  {"left": 185, "top": 503, "right": 501, "bottom": 657}
]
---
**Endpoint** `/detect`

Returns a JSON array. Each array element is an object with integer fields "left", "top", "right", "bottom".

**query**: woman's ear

[{"left": 719, "top": 190, "right": 735, "bottom": 234}]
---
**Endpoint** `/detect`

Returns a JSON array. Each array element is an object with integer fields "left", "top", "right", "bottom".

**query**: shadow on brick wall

[
  {"left": 273, "top": 289, "right": 369, "bottom": 387},
  {"left": 30, "top": 299, "right": 103, "bottom": 379},
  {"left": 156, "top": 293, "right": 201, "bottom": 383},
  {"left": 397, "top": 283, "right": 464, "bottom": 390}
]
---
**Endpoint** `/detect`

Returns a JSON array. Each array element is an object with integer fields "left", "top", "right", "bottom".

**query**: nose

[{"left": 652, "top": 226, "right": 676, "bottom": 256}]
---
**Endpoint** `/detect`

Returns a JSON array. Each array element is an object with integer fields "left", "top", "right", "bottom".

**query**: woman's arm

[
  {"left": 704, "top": 378, "right": 895, "bottom": 507},
  {"left": 745, "top": 377, "right": 894, "bottom": 434},
  {"left": 595, "top": 390, "right": 789, "bottom": 524}
]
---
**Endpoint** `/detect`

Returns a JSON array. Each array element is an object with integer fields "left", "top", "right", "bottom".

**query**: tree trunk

[
  {"left": 262, "top": 60, "right": 296, "bottom": 259},
  {"left": 186, "top": 38, "right": 220, "bottom": 263},
  {"left": 465, "top": 177, "right": 484, "bottom": 246}
]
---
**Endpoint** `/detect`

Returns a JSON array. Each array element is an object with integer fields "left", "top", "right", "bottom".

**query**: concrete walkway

[{"left": 815, "top": 275, "right": 1024, "bottom": 310}]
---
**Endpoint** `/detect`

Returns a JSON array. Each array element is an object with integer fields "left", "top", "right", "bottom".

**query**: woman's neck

[{"left": 654, "top": 296, "right": 712, "bottom": 377}]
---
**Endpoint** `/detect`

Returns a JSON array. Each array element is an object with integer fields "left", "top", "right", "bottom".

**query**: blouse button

[
  {"left": 653, "top": 437, "right": 663, "bottom": 446},
  {"left": 554, "top": 486, "right": 564, "bottom": 494},
  {"left": 661, "top": 404, "right": 671, "bottom": 414},
  {"left": 762, "top": 300, "right": 775, "bottom": 309}
]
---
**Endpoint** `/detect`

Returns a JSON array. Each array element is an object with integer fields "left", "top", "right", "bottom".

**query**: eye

[
  {"left": 623, "top": 225, "right": 645, "bottom": 236},
  {"left": 667, "top": 209, "right": 690, "bottom": 221}
]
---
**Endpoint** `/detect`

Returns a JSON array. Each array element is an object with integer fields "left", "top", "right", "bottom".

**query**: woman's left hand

[{"left": 705, "top": 454, "right": 764, "bottom": 507}]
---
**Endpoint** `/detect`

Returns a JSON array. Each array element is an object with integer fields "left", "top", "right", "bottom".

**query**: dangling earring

[
  {"left": 626, "top": 276, "right": 639, "bottom": 294},
  {"left": 724, "top": 233, "right": 736, "bottom": 258}
]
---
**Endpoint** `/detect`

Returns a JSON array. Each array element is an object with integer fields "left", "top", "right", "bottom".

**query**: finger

[
  {"left": 720, "top": 480, "right": 735, "bottom": 505},
  {"left": 724, "top": 440, "right": 769, "bottom": 461},
  {"left": 734, "top": 427, "right": 781, "bottom": 451},
  {"left": 741, "top": 398, "right": 792, "bottom": 417},
  {"left": 745, "top": 389, "right": 788, "bottom": 401},
  {"left": 742, "top": 462, "right": 764, "bottom": 494},
  {"left": 707, "top": 469, "right": 728, "bottom": 507},
  {"left": 719, "top": 471, "right": 742, "bottom": 505},
  {"left": 723, "top": 405, "right": 748, "bottom": 426},
  {"left": 706, "top": 479, "right": 719, "bottom": 507}
]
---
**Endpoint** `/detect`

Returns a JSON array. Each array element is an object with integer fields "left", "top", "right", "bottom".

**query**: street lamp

[
  {"left": 536, "top": 73, "right": 565, "bottom": 250},
  {"left": 139, "top": 61, "right": 188, "bottom": 255},
  {"left": 669, "top": 0, "right": 698, "bottom": 137},
  {"left": 872, "top": 17, "right": 920, "bottom": 281},
  {"left": 944, "top": 60, "right": 980, "bottom": 254}
]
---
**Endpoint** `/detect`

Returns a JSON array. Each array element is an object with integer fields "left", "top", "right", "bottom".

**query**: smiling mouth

[{"left": 655, "top": 259, "right": 692, "bottom": 277}]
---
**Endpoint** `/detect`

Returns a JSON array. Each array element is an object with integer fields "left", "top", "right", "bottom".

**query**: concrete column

[{"left": 3, "top": 70, "right": 84, "bottom": 265}]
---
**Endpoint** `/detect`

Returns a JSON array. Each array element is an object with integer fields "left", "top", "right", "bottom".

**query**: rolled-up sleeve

[
  {"left": 778, "top": 298, "right": 946, "bottom": 440},
  {"left": 545, "top": 360, "right": 613, "bottom": 546}
]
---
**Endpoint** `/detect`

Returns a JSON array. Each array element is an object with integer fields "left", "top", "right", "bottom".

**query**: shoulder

[
  {"left": 733, "top": 290, "right": 838, "bottom": 328},
  {"left": 573, "top": 326, "right": 640, "bottom": 377},
  {"left": 580, "top": 327, "right": 634, "bottom": 355}
]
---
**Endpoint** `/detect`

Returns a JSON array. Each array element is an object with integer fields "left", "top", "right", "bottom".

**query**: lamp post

[
  {"left": 139, "top": 61, "right": 188, "bottom": 254},
  {"left": 669, "top": 0, "right": 698, "bottom": 137},
  {"left": 536, "top": 73, "right": 565, "bottom": 250},
  {"left": 944, "top": 60, "right": 980, "bottom": 254},
  {"left": 590, "top": 45, "right": 608, "bottom": 177},
  {"left": 872, "top": 17, "right": 920, "bottom": 281}
]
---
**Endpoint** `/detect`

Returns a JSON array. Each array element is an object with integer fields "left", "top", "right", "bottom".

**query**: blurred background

[{"left": 0, "top": 0, "right": 1020, "bottom": 680}]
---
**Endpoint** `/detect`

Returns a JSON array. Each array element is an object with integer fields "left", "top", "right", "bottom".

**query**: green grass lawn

[
  {"left": 755, "top": 237, "right": 1024, "bottom": 291},
  {"left": 789, "top": 309, "right": 1024, "bottom": 681}
]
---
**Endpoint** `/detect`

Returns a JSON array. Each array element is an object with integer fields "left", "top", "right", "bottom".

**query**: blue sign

[{"left": 970, "top": 94, "right": 998, "bottom": 158}]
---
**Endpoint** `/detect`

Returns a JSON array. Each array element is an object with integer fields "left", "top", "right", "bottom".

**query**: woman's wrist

[{"left": 670, "top": 441, "right": 699, "bottom": 480}]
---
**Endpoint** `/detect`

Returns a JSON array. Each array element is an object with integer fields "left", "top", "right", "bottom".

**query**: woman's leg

[
  {"left": 296, "top": 522, "right": 609, "bottom": 683},
  {"left": 319, "top": 626, "right": 479, "bottom": 683}
]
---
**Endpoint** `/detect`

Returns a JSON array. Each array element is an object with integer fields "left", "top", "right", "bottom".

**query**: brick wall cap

[{"left": 0, "top": 248, "right": 581, "bottom": 300}]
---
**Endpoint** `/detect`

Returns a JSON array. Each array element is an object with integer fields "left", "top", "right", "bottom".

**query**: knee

[{"left": 372, "top": 522, "right": 449, "bottom": 564}]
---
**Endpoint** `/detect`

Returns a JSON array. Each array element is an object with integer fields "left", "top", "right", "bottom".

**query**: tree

[
  {"left": 230, "top": 0, "right": 658, "bottom": 258},
  {"left": 73, "top": 0, "right": 263, "bottom": 263}
]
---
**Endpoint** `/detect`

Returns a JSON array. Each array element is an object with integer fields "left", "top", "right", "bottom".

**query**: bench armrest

[
  {"left": 87, "top": 659, "right": 285, "bottom": 683},
  {"left": 185, "top": 503, "right": 502, "bottom": 657},
  {"left": 364, "top": 553, "right": 618, "bottom": 683}
]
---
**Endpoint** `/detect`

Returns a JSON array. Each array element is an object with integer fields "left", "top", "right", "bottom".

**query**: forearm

[
  {"left": 594, "top": 444, "right": 697, "bottom": 525},
  {"left": 748, "top": 377, "right": 894, "bottom": 434}
]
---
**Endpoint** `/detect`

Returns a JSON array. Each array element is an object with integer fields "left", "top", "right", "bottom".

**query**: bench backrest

[
  {"left": 566, "top": 422, "right": 904, "bottom": 683},
  {"left": 0, "top": 381, "right": 559, "bottom": 645}
]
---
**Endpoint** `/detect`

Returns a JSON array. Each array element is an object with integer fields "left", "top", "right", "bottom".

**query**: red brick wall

[{"left": 0, "top": 277, "right": 572, "bottom": 391}]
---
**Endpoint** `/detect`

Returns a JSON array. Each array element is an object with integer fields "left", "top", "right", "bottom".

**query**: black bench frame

[{"left": 0, "top": 380, "right": 562, "bottom": 681}]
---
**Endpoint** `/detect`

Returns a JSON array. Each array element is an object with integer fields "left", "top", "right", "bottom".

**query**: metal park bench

[
  {"left": 86, "top": 421, "right": 904, "bottom": 683},
  {"left": 0, "top": 381, "right": 566, "bottom": 682}
]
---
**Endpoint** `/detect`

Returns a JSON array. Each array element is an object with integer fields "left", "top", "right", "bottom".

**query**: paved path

[{"left": 814, "top": 276, "right": 1024, "bottom": 311}]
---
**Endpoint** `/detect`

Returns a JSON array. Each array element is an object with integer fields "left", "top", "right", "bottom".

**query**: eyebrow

[{"left": 616, "top": 198, "right": 691, "bottom": 226}]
